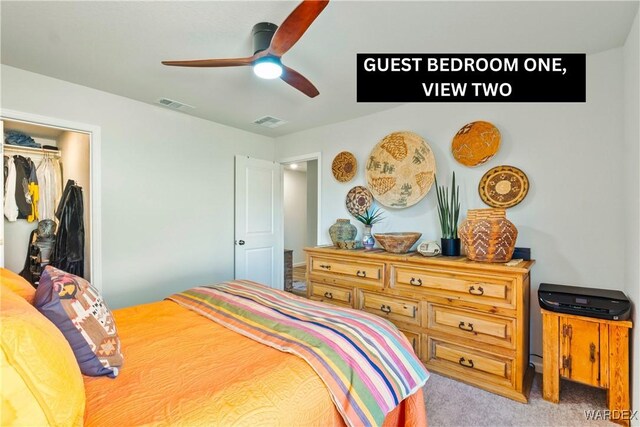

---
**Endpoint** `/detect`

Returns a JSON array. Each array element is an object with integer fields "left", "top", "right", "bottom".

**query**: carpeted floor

[{"left": 424, "top": 372, "right": 615, "bottom": 426}]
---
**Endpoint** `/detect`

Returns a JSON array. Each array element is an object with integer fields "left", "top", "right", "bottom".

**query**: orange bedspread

[{"left": 84, "top": 300, "right": 427, "bottom": 426}]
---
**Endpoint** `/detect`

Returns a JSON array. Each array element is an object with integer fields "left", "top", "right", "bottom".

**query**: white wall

[
  {"left": 284, "top": 168, "right": 307, "bottom": 265},
  {"left": 276, "top": 48, "right": 627, "bottom": 362},
  {"left": 623, "top": 11, "right": 640, "bottom": 421},
  {"left": 1, "top": 65, "right": 275, "bottom": 308},
  {"left": 306, "top": 159, "right": 318, "bottom": 248}
]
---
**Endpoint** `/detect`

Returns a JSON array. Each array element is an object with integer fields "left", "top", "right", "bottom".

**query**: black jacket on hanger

[
  {"left": 13, "top": 155, "right": 34, "bottom": 219},
  {"left": 52, "top": 179, "right": 85, "bottom": 277}
]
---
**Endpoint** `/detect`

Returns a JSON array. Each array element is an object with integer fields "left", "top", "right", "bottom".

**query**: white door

[{"left": 234, "top": 156, "right": 283, "bottom": 289}]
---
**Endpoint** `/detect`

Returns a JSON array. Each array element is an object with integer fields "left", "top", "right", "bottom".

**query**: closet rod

[{"left": 3, "top": 144, "right": 61, "bottom": 158}]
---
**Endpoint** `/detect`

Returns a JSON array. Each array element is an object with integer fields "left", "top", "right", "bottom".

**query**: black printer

[{"left": 538, "top": 283, "right": 631, "bottom": 321}]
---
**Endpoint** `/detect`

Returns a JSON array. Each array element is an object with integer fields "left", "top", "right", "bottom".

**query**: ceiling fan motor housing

[{"left": 252, "top": 22, "right": 278, "bottom": 55}]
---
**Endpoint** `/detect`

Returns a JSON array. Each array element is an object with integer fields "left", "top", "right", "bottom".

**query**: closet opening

[{"left": 1, "top": 115, "right": 97, "bottom": 289}]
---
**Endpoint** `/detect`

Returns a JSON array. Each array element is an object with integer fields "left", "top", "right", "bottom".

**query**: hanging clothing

[
  {"left": 27, "top": 170, "right": 39, "bottom": 222},
  {"left": 3, "top": 155, "right": 8, "bottom": 187},
  {"left": 4, "top": 156, "right": 18, "bottom": 222},
  {"left": 13, "top": 155, "right": 32, "bottom": 218},
  {"left": 36, "top": 157, "right": 59, "bottom": 221},
  {"left": 13, "top": 155, "right": 39, "bottom": 222},
  {"left": 53, "top": 158, "right": 63, "bottom": 211},
  {"left": 27, "top": 159, "right": 39, "bottom": 222},
  {"left": 36, "top": 158, "right": 49, "bottom": 219},
  {"left": 52, "top": 180, "right": 84, "bottom": 277}
]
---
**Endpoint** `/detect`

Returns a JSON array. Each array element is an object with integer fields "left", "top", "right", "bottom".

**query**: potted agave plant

[
  {"left": 353, "top": 206, "right": 384, "bottom": 250},
  {"left": 434, "top": 171, "right": 461, "bottom": 256}
]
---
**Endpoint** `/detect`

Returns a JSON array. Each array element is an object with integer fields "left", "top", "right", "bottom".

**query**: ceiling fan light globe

[{"left": 253, "top": 59, "right": 283, "bottom": 79}]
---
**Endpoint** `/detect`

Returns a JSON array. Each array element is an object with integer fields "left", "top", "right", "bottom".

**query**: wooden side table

[{"left": 541, "top": 309, "right": 633, "bottom": 426}]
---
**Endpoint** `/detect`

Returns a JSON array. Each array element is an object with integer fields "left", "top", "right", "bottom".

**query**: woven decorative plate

[
  {"left": 479, "top": 165, "right": 529, "bottom": 208},
  {"left": 365, "top": 131, "right": 436, "bottom": 208},
  {"left": 332, "top": 151, "right": 357, "bottom": 182},
  {"left": 346, "top": 186, "right": 373, "bottom": 216},
  {"left": 451, "top": 121, "right": 501, "bottom": 167}
]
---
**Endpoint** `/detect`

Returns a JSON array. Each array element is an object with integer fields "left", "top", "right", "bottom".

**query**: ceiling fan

[{"left": 162, "top": 0, "right": 329, "bottom": 98}]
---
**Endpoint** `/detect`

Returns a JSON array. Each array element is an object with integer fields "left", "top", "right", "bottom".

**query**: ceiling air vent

[
  {"left": 253, "top": 116, "right": 287, "bottom": 129},
  {"left": 157, "top": 98, "right": 195, "bottom": 112}
]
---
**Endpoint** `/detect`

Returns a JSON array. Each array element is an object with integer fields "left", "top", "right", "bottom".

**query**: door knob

[{"left": 237, "top": 240, "right": 246, "bottom": 246}]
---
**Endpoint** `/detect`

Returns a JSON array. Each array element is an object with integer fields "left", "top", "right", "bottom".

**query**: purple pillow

[{"left": 34, "top": 266, "right": 123, "bottom": 377}]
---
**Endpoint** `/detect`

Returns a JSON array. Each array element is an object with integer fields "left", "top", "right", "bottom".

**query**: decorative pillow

[
  {"left": 35, "top": 266, "right": 123, "bottom": 377},
  {"left": 0, "top": 268, "right": 36, "bottom": 303},
  {"left": 0, "top": 283, "right": 85, "bottom": 426}
]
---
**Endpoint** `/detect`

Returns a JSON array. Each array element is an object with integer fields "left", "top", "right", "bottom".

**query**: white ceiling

[{"left": 2, "top": 1, "right": 638, "bottom": 137}]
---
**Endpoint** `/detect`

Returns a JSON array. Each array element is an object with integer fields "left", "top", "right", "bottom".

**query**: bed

[{"left": 1, "top": 269, "right": 428, "bottom": 426}]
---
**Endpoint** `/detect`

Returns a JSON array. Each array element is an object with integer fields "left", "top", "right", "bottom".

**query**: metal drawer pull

[
  {"left": 468, "top": 285, "right": 484, "bottom": 296},
  {"left": 380, "top": 304, "right": 392, "bottom": 314},
  {"left": 323, "top": 292, "right": 333, "bottom": 299},
  {"left": 458, "top": 321, "right": 474, "bottom": 332},
  {"left": 356, "top": 270, "right": 367, "bottom": 277},
  {"left": 319, "top": 264, "right": 331, "bottom": 270},
  {"left": 459, "top": 357, "right": 474, "bottom": 368},
  {"left": 409, "top": 277, "right": 422, "bottom": 286}
]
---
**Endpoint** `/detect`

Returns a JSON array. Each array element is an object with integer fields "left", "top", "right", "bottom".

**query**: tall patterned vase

[
  {"left": 329, "top": 219, "right": 357, "bottom": 247},
  {"left": 458, "top": 208, "right": 518, "bottom": 262},
  {"left": 362, "top": 225, "right": 375, "bottom": 250}
]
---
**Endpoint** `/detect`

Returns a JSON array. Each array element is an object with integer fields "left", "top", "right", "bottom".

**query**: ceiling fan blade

[
  {"left": 162, "top": 56, "right": 256, "bottom": 68},
  {"left": 281, "top": 65, "right": 319, "bottom": 98},
  {"left": 269, "top": 0, "right": 329, "bottom": 57}
]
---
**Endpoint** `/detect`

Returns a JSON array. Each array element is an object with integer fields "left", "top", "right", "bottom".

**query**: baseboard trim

[{"left": 293, "top": 262, "right": 306, "bottom": 267}]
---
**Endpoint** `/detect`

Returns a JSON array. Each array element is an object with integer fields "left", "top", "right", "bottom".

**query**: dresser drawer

[
  {"left": 309, "top": 282, "right": 354, "bottom": 307},
  {"left": 358, "top": 291, "right": 420, "bottom": 326},
  {"left": 310, "top": 256, "right": 383, "bottom": 286},
  {"left": 426, "top": 303, "right": 515, "bottom": 349},
  {"left": 425, "top": 336, "right": 513, "bottom": 387},
  {"left": 393, "top": 266, "right": 515, "bottom": 309},
  {"left": 398, "top": 328, "right": 421, "bottom": 358}
]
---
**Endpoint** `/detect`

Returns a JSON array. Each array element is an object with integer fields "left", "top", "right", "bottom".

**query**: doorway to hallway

[{"left": 280, "top": 153, "right": 321, "bottom": 296}]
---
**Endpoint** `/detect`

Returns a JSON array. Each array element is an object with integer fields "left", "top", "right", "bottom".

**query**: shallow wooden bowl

[{"left": 373, "top": 232, "right": 422, "bottom": 254}]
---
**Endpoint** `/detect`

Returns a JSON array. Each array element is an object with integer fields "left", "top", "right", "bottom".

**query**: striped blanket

[{"left": 167, "top": 280, "right": 429, "bottom": 427}]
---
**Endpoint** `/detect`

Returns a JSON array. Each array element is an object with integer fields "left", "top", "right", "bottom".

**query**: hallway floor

[{"left": 292, "top": 265, "right": 306, "bottom": 297}]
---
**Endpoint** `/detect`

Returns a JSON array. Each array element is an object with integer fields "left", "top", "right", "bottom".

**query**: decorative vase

[
  {"left": 362, "top": 225, "right": 375, "bottom": 250},
  {"left": 440, "top": 238, "right": 461, "bottom": 257},
  {"left": 458, "top": 208, "right": 518, "bottom": 262},
  {"left": 329, "top": 219, "right": 357, "bottom": 247}
]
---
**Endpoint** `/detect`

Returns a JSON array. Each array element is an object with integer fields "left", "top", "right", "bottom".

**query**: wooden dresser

[{"left": 305, "top": 246, "right": 535, "bottom": 402}]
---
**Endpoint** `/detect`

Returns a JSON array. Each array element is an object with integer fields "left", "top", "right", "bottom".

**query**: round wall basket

[
  {"left": 451, "top": 121, "right": 501, "bottom": 167},
  {"left": 478, "top": 165, "right": 529, "bottom": 208},
  {"left": 365, "top": 131, "right": 436, "bottom": 208},
  {"left": 332, "top": 151, "right": 357, "bottom": 182},
  {"left": 346, "top": 186, "right": 373, "bottom": 216}
]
